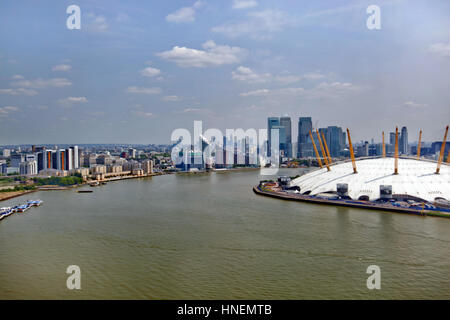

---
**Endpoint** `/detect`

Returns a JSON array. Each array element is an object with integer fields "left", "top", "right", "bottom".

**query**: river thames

[{"left": 0, "top": 169, "right": 449, "bottom": 299}]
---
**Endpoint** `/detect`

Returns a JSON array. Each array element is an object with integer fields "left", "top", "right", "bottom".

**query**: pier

[{"left": 0, "top": 200, "right": 43, "bottom": 221}]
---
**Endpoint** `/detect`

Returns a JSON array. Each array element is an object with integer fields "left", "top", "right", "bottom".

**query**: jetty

[{"left": 0, "top": 200, "right": 43, "bottom": 221}]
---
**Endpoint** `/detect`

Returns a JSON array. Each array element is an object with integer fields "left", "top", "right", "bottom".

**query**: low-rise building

[
  {"left": 90, "top": 165, "right": 107, "bottom": 174},
  {"left": 108, "top": 165, "right": 123, "bottom": 173},
  {"left": 132, "top": 169, "right": 144, "bottom": 176},
  {"left": 74, "top": 168, "right": 90, "bottom": 178}
]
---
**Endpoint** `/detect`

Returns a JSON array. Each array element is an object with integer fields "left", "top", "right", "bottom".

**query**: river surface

[{"left": 0, "top": 169, "right": 449, "bottom": 299}]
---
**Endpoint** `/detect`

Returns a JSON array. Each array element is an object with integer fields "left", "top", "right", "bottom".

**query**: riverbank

[
  {"left": 177, "top": 167, "right": 260, "bottom": 175},
  {"left": 253, "top": 185, "right": 450, "bottom": 219},
  {"left": 100, "top": 172, "right": 163, "bottom": 183},
  {"left": 0, "top": 172, "right": 165, "bottom": 203},
  {"left": 0, "top": 189, "right": 37, "bottom": 202}
]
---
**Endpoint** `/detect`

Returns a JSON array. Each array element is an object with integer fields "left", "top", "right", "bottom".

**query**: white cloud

[
  {"left": 65, "top": 97, "right": 88, "bottom": 103},
  {"left": 126, "top": 86, "right": 162, "bottom": 94},
  {"left": 240, "top": 88, "right": 271, "bottom": 97},
  {"left": 429, "top": 43, "right": 450, "bottom": 58},
  {"left": 85, "top": 13, "right": 108, "bottom": 33},
  {"left": 140, "top": 67, "right": 161, "bottom": 77},
  {"left": 0, "top": 88, "right": 38, "bottom": 96},
  {"left": 157, "top": 41, "right": 247, "bottom": 67},
  {"left": 231, "top": 66, "right": 322, "bottom": 84},
  {"left": 166, "top": 1, "right": 205, "bottom": 23},
  {"left": 133, "top": 111, "right": 154, "bottom": 118},
  {"left": 182, "top": 107, "right": 202, "bottom": 113},
  {"left": 306, "top": 82, "right": 360, "bottom": 99},
  {"left": 12, "top": 74, "right": 24, "bottom": 79},
  {"left": 212, "top": 9, "right": 291, "bottom": 39},
  {"left": 52, "top": 64, "right": 72, "bottom": 72},
  {"left": 162, "top": 95, "right": 182, "bottom": 102},
  {"left": 0, "top": 106, "right": 19, "bottom": 115},
  {"left": 12, "top": 78, "right": 71, "bottom": 88},
  {"left": 302, "top": 73, "right": 326, "bottom": 80},
  {"left": 240, "top": 82, "right": 360, "bottom": 98},
  {"left": 59, "top": 96, "right": 88, "bottom": 106},
  {"left": 232, "top": 66, "right": 271, "bottom": 83},
  {"left": 232, "top": 0, "right": 258, "bottom": 10}
]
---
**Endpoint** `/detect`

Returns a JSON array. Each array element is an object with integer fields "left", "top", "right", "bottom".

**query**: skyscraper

[
  {"left": 11, "top": 154, "right": 24, "bottom": 168},
  {"left": 324, "top": 126, "right": 345, "bottom": 157},
  {"left": 52, "top": 149, "right": 66, "bottom": 170},
  {"left": 267, "top": 117, "right": 280, "bottom": 157},
  {"left": 72, "top": 146, "right": 79, "bottom": 169},
  {"left": 65, "top": 148, "right": 73, "bottom": 170},
  {"left": 280, "top": 116, "right": 292, "bottom": 158},
  {"left": 272, "top": 125, "right": 286, "bottom": 158},
  {"left": 389, "top": 132, "right": 395, "bottom": 146},
  {"left": 400, "top": 126, "right": 408, "bottom": 154},
  {"left": 297, "top": 117, "right": 313, "bottom": 158}
]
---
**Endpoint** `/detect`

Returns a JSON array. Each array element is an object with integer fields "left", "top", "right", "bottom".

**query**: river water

[{"left": 0, "top": 169, "right": 449, "bottom": 299}]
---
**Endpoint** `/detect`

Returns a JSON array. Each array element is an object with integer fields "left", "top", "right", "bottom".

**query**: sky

[{"left": 0, "top": 0, "right": 449, "bottom": 145}]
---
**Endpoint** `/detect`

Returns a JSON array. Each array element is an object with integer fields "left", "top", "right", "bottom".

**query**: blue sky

[{"left": 0, "top": 0, "right": 449, "bottom": 144}]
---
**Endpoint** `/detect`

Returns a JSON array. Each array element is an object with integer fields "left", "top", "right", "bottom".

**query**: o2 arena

[{"left": 255, "top": 126, "right": 450, "bottom": 218}]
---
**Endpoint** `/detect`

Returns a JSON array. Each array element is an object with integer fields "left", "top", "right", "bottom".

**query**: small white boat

[{"left": 27, "top": 200, "right": 43, "bottom": 207}]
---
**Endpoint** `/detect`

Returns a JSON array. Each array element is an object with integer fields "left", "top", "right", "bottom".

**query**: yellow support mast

[
  {"left": 447, "top": 150, "right": 450, "bottom": 163},
  {"left": 321, "top": 131, "right": 332, "bottom": 165},
  {"left": 309, "top": 130, "right": 323, "bottom": 168},
  {"left": 436, "top": 125, "right": 449, "bottom": 174},
  {"left": 382, "top": 131, "right": 386, "bottom": 158},
  {"left": 346, "top": 128, "right": 357, "bottom": 174},
  {"left": 394, "top": 127, "right": 399, "bottom": 175},
  {"left": 316, "top": 129, "right": 330, "bottom": 171},
  {"left": 417, "top": 130, "right": 422, "bottom": 159}
]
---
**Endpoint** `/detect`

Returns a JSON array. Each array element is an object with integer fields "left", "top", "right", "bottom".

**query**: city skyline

[
  {"left": 0, "top": 120, "right": 444, "bottom": 147},
  {"left": 1, "top": 0, "right": 450, "bottom": 144}
]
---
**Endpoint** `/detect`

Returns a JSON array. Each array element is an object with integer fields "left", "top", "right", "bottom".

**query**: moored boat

[{"left": 0, "top": 200, "right": 43, "bottom": 221}]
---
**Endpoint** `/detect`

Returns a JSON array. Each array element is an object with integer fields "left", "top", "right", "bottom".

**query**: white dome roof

[{"left": 292, "top": 157, "right": 450, "bottom": 202}]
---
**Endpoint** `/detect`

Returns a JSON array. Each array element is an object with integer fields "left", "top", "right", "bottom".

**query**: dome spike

[
  {"left": 394, "top": 127, "right": 399, "bottom": 175},
  {"left": 436, "top": 125, "right": 449, "bottom": 174},
  {"left": 346, "top": 128, "right": 357, "bottom": 174},
  {"left": 309, "top": 130, "right": 323, "bottom": 168}
]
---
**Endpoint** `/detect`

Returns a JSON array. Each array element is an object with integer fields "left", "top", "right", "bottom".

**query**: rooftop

[{"left": 292, "top": 157, "right": 449, "bottom": 202}]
